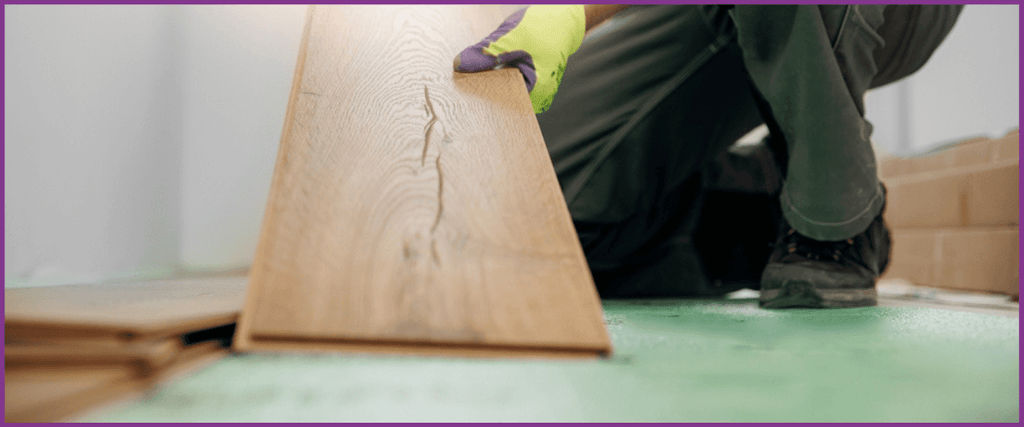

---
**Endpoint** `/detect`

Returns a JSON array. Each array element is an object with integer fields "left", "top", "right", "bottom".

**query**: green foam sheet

[{"left": 86, "top": 299, "right": 1019, "bottom": 422}]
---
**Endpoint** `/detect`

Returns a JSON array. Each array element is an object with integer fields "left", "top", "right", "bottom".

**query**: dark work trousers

[{"left": 537, "top": 5, "right": 963, "bottom": 298}]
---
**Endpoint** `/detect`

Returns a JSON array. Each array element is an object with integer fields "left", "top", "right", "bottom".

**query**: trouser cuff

[{"left": 780, "top": 182, "right": 885, "bottom": 241}]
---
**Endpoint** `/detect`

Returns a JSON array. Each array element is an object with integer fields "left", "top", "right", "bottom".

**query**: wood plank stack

[
  {"left": 233, "top": 5, "right": 612, "bottom": 358},
  {"left": 4, "top": 277, "right": 248, "bottom": 422},
  {"left": 879, "top": 129, "right": 1019, "bottom": 296}
]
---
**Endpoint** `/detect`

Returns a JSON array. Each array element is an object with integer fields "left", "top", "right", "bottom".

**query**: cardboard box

[
  {"left": 884, "top": 227, "right": 1019, "bottom": 295},
  {"left": 884, "top": 160, "right": 1019, "bottom": 227},
  {"left": 878, "top": 129, "right": 1019, "bottom": 179}
]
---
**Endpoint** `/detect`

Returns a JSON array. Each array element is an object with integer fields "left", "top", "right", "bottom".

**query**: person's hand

[{"left": 453, "top": 5, "right": 586, "bottom": 114}]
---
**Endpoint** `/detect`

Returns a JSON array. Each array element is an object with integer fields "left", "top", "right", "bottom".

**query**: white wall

[
  {"left": 4, "top": 5, "right": 305, "bottom": 286},
  {"left": 5, "top": 5, "right": 182, "bottom": 286},
  {"left": 177, "top": 5, "right": 306, "bottom": 270},
  {"left": 867, "top": 5, "right": 1019, "bottom": 155}
]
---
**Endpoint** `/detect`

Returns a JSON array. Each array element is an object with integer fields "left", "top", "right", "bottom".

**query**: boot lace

[{"left": 782, "top": 228, "right": 855, "bottom": 262}]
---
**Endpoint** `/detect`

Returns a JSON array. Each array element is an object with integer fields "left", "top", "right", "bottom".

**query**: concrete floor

[{"left": 83, "top": 282, "right": 1019, "bottom": 423}]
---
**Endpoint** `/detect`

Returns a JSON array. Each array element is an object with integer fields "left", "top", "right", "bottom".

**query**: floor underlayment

[{"left": 81, "top": 281, "right": 1019, "bottom": 423}]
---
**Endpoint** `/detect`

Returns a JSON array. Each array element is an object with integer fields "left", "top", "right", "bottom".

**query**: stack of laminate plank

[
  {"left": 879, "top": 129, "right": 1019, "bottom": 297},
  {"left": 4, "top": 276, "right": 248, "bottom": 422}
]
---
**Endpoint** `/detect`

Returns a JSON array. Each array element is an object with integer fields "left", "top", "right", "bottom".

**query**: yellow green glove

[{"left": 453, "top": 5, "right": 586, "bottom": 114}]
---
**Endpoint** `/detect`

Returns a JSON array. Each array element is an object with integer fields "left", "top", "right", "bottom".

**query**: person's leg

[
  {"left": 870, "top": 5, "right": 965, "bottom": 89},
  {"left": 537, "top": 5, "right": 765, "bottom": 297},
  {"left": 732, "top": 5, "right": 888, "bottom": 242},
  {"left": 725, "top": 5, "right": 962, "bottom": 307},
  {"left": 731, "top": 4, "right": 962, "bottom": 240}
]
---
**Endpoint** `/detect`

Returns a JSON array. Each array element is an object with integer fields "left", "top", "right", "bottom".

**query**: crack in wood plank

[
  {"left": 431, "top": 152, "right": 445, "bottom": 235},
  {"left": 423, "top": 85, "right": 446, "bottom": 265},
  {"left": 422, "top": 85, "right": 438, "bottom": 166}
]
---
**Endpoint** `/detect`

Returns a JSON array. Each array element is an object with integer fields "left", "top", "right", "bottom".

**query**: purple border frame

[{"left": 1, "top": 1, "right": 1020, "bottom": 426}]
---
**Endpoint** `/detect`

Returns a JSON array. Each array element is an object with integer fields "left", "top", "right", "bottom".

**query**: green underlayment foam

[{"left": 87, "top": 299, "right": 1019, "bottom": 422}]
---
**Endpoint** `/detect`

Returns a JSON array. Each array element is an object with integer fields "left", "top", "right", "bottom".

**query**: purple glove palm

[
  {"left": 453, "top": 5, "right": 586, "bottom": 114},
  {"left": 454, "top": 9, "right": 538, "bottom": 92}
]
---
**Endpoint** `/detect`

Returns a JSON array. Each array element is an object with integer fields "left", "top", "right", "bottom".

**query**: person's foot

[{"left": 759, "top": 210, "right": 891, "bottom": 309}]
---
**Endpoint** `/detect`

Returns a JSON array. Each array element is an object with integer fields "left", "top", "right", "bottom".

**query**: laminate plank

[
  {"left": 4, "top": 365, "right": 139, "bottom": 423},
  {"left": 5, "top": 338, "right": 181, "bottom": 369},
  {"left": 244, "top": 337, "right": 602, "bottom": 360},
  {"left": 4, "top": 342, "right": 228, "bottom": 423},
  {"left": 5, "top": 277, "right": 247, "bottom": 342},
  {"left": 235, "top": 5, "right": 611, "bottom": 357}
]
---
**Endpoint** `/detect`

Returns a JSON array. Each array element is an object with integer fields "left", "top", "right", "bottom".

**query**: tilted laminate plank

[
  {"left": 235, "top": 5, "right": 611, "bottom": 356},
  {"left": 243, "top": 338, "right": 603, "bottom": 360}
]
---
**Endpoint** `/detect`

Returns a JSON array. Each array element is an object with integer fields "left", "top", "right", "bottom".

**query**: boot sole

[
  {"left": 759, "top": 282, "right": 877, "bottom": 308},
  {"left": 760, "top": 265, "right": 878, "bottom": 309}
]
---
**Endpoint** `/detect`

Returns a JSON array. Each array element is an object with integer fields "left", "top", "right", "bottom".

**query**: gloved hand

[{"left": 453, "top": 5, "right": 586, "bottom": 114}]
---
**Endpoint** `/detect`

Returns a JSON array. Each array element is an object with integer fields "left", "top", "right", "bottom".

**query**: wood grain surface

[
  {"left": 4, "top": 365, "right": 138, "bottom": 423},
  {"left": 235, "top": 5, "right": 611, "bottom": 357},
  {"left": 5, "top": 338, "right": 181, "bottom": 369},
  {"left": 5, "top": 277, "right": 247, "bottom": 342},
  {"left": 4, "top": 342, "right": 227, "bottom": 423}
]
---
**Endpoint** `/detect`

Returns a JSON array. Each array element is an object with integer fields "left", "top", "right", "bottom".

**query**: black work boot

[{"left": 759, "top": 205, "right": 891, "bottom": 309}]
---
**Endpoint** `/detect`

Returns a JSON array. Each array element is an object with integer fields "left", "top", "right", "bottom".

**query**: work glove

[{"left": 453, "top": 5, "right": 586, "bottom": 114}]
